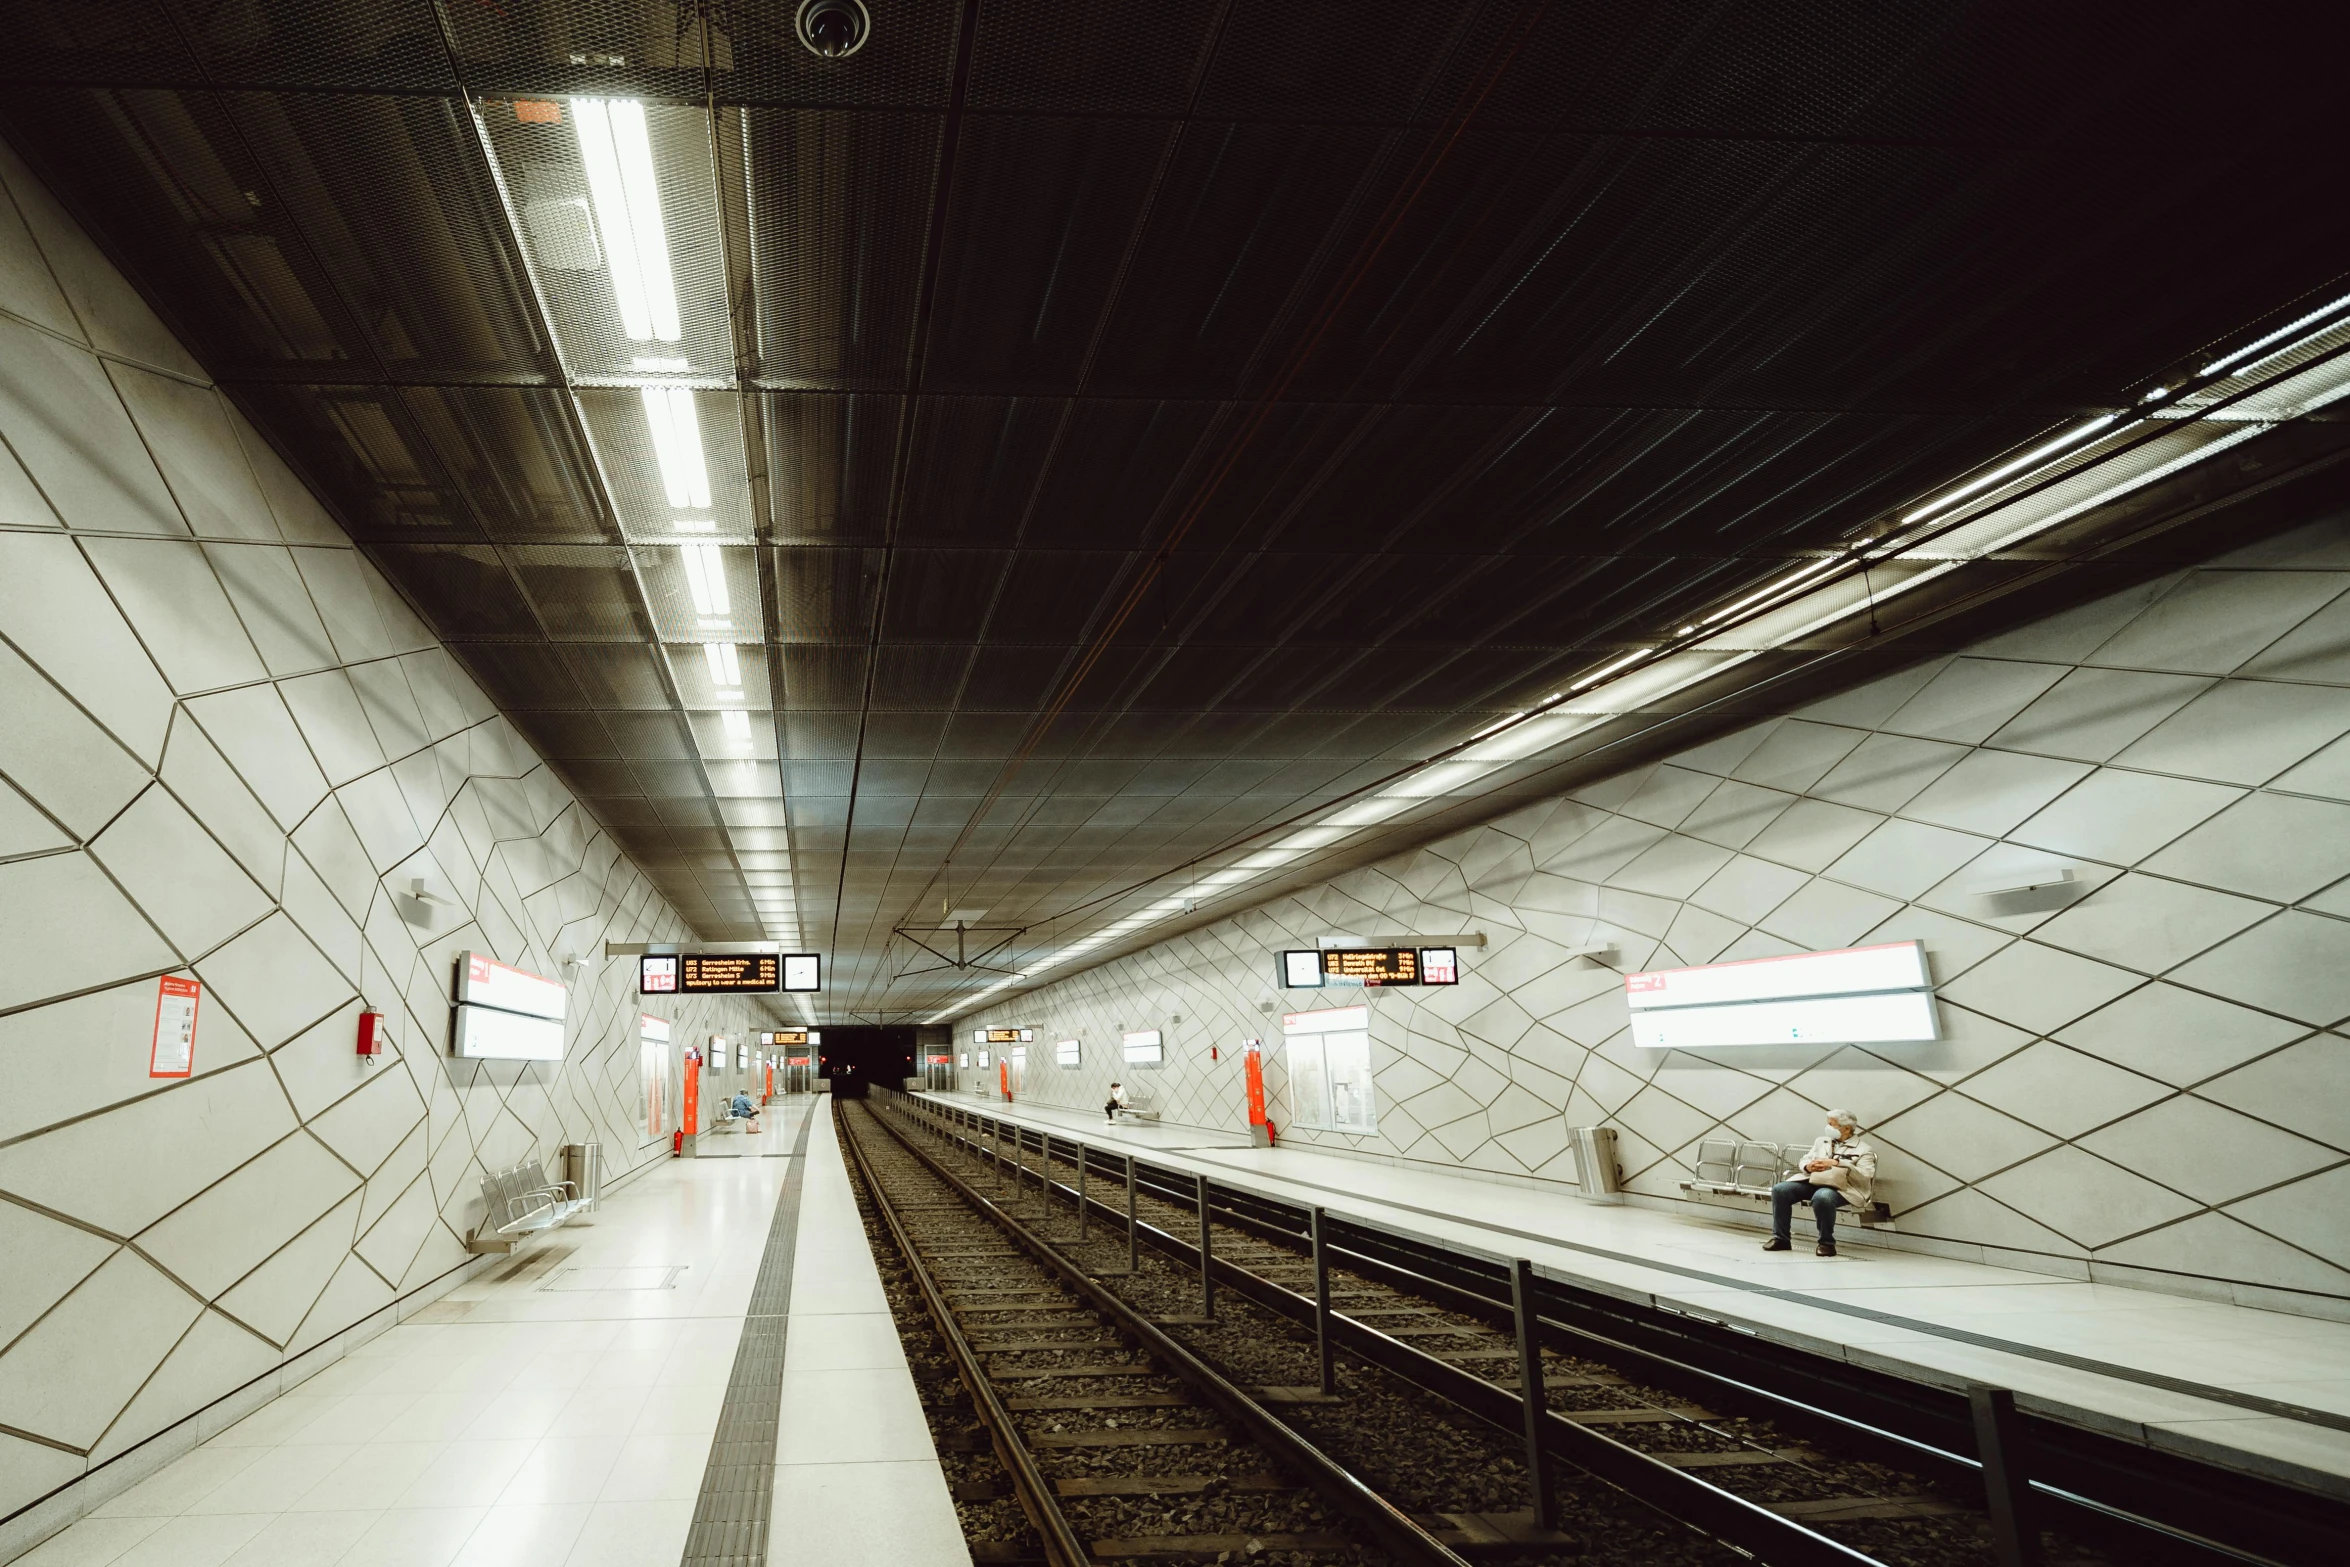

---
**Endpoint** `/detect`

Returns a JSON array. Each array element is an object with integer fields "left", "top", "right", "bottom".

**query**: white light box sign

[
  {"left": 453, "top": 1004, "right": 565, "bottom": 1061},
  {"left": 1624, "top": 940, "right": 1936, "bottom": 1049},
  {"left": 456, "top": 952, "right": 567, "bottom": 1020}
]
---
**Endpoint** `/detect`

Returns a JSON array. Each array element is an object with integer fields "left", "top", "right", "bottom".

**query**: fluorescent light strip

[
  {"left": 571, "top": 98, "right": 680, "bottom": 343},
  {"left": 681, "top": 543, "right": 730, "bottom": 617},
  {"left": 1569, "top": 647, "right": 1653, "bottom": 691},
  {"left": 1900, "top": 414, "right": 2119, "bottom": 525},
  {"left": 1699, "top": 554, "right": 1843, "bottom": 627},
  {"left": 703, "top": 642, "right": 740, "bottom": 687},
  {"left": 641, "top": 386, "right": 711, "bottom": 510},
  {"left": 2199, "top": 289, "right": 2350, "bottom": 378}
]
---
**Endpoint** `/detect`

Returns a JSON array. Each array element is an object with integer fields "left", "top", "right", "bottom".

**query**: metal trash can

[
  {"left": 1570, "top": 1125, "right": 1621, "bottom": 1201},
  {"left": 562, "top": 1142, "right": 603, "bottom": 1212}
]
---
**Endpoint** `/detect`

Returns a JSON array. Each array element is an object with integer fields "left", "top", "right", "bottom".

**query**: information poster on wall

[
  {"left": 1280, "top": 1006, "right": 1375, "bottom": 1134},
  {"left": 149, "top": 975, "right": 200, "bottom": 1078}
]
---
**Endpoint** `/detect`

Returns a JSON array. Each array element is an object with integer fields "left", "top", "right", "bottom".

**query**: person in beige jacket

[{"left": 1763, "top": 1109, "right": 1875, "bottom": 1256}]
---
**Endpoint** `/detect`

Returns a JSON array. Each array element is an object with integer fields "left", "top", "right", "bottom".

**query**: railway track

[
  {"left": 869, "top": 1092, "right": 2350, "bottom": 1567},
  {"left": 837, "top": 1099, "right": 1481, "bottom": 1566}
]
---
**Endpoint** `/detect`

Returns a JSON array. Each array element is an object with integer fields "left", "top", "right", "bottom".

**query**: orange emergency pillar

[
  {"left": 998, "top": 1058, "right": 1011, "bottom": 1101},
  {"left": 1244, "top": 1038, "right": 1275, "bottom": 1147}
]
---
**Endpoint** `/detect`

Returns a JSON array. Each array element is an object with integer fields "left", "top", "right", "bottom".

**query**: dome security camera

[{"left": 796, "top": 0, "right": 871, "bottom": 58}]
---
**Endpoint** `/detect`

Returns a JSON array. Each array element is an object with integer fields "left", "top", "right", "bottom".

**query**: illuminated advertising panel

[
  {"left": 456, "top": 952, "right": 566, "bottom": 1019},
  {"left": 1624, "top": 940, "right": 1936, "bottom": 1048}
]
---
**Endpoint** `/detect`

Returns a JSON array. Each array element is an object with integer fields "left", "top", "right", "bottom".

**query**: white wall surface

[
  {"left": 0, "top": 140, "right": 768, "bottom": 1525},
  {"left": 972, "top": 519, "right": 2350, "bottom": 1319}
]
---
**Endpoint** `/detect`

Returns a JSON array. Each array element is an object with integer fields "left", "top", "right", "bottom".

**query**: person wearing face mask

[{"left": 1763, "top": 1109, "right": 1874, "bottom": 1256}]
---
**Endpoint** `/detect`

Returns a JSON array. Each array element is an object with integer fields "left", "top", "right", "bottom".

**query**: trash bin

[{"left": 562, "top": 1142, "right": 603, "bottom": 1211}]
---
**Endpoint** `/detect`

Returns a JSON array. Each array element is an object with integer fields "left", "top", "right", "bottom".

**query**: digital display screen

[
  {"left": 1321, "top": 948, "right": 1421, "bottom": 986},
  {"left": 681, "top": 953, "right": 780, "bottom": 993},
  {"left": 772, "top": 1029, "right": 815, "bottom": 1046},
  {"left": 982, "top": 1027, "right": 1029, "bottom": 1043},
  {"left": 1420, "top": 947, "right": 1459, "bottom": 985},
  {"left": 1281, "top": 950, "right": 1325, "bottom": 988},
  {"left": 782, "top": 953, "right": 821, "bottom": 991},
  {"left": 639, "top": 956, "right": 677, "bottom": 993}
]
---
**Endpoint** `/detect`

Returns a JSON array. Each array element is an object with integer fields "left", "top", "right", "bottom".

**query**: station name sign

[{"left": 1280, "top": 947, "right": 1459, "bottom": 989}]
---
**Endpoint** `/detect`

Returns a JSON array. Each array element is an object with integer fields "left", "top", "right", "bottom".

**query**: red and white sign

[
  {"left": 1624, "top": 941, "right": 1926, "bottom": 1011},
  {"left": 456, "top": 951, "right": 567, "bottom": 1020},
  {"left": 149, "top": 976, "right": 200, "bottom": 1078}
]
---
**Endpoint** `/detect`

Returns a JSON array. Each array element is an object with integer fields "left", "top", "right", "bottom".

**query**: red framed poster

[{"left": 150, "top": 976, "right": 201, "bottom": 1078}]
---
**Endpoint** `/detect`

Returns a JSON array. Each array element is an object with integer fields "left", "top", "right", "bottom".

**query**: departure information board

[
  {"left": 636, "top": 952, "right": 782, "bottom": 994},
  {"left": 1321, "top": 947, "right": 1421, "bottom": 986},
  {"left": 1280, "top": 946, "right": 1462, "bottom": 988}
]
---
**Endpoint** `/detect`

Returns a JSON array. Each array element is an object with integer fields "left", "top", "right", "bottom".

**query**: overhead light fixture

[
  {"left": 672, "top": 518, "right": 716, "bottom": 532},
  {"left": 641, "top": 386, "right": 710, "bottom": 510},
  {"left": 1569, "top": 647, "right": 1653, "bottom": 691},
  {"left": 1901, "top": 413, "right": 2118, "bottom": 525},
  {"left": 1700, "top": 555, "right": 1844, "bottom": 627},
  {"left": 632, "top": 355, "right": 689, "bottom": 372},
  {"left": 681, "top": 543, "right": 730, "bottom": 618},
  {"left": 571, "top": 97, "right": 680, "bottom": 342},
  {"left": 2198, "top": 289, "right": 2350, "bottom": 379},
  {"left": 705, "top": 644, "right": 743, "bottom": 702},
  {"left": 720, "top": 710, "right": 752, "bottom": 747}
]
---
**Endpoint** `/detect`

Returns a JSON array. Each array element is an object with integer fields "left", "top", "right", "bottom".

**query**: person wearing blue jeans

[{"left": 1763, "top": 1110, "right": 1875, "bottom": 1257}]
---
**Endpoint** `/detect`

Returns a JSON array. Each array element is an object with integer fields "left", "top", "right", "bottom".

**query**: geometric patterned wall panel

[
  {"left": 0, "top": 140, "right": 764, "bottom": 1524},
  {"left": 973, "top": 515, "right": 2350, "bottom": 1323}
]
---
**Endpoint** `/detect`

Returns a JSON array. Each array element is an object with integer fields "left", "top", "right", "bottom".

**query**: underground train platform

[{"left": 11, "top": 4, "right": 2350, "bottom": 1564}]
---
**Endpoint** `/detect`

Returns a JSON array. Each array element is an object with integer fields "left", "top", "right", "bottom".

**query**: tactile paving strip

[{"left": 679, "top": 1105, "right": 819, "bottom": 1566}]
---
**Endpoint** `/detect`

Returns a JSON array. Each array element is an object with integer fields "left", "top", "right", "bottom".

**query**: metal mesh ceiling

[{"left": 7, "top": 1, "right": 2349, "bottom": 1017}]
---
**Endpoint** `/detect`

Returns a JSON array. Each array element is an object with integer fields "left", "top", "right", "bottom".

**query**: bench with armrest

[
  {"left": 467, "top": 1157, "right": 588, "bottom": 1252},
  {"left": 1681, "top": 1138, "right": 1893, "bottom": 1227},
  {"left": 1113, "top": 1087, "right": 1161, "bottom": 1123}
]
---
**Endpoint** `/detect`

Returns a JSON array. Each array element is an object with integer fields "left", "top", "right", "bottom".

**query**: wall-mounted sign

[
  {"left": 772, "top": 1028, "right": 819, "bottom": 1046},
  {"left": 689, "top": 954, "right": 780, "bottom": 993},
  {"left": 640, "top": 1015, "right": 670, "bottom": 1043},
  {"left": 1419, "top": 947, "right": 1460, "bottom": 985},
  {"left": 1055, "top": 1039, "right": 1080, "bottom": 1068},
  {"left": 453, "top": 1004, "right": 564, "bottom": 1061},
  {"left": 1625, "top": 940, "right": 1937, "bottom": 1048},
  {"left": 1121, "top": 1029, "right": 1163, "bottom": 1066},
  {"left": 975, "top": 1027, "right": 1031, "bottom": 1043},
  {"left": 782, "top": 953, "right": 822, "bottom": 991},
  {"left": 457, "top": 952, "right": 566, "bottom": 1019},
  {"left": 149, "top": 976, "right": 200, "bottom": 1078}
]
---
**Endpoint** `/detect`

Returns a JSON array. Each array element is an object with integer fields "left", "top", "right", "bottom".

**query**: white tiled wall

[
  {"left": 972, "top": 522, "right": 2350, "bottom": 1320},
  {"left": 0, "top": 141, "right": 766, "bottom": 1526}
]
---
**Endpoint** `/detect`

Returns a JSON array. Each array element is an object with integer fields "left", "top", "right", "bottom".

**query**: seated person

[
  {"left": 1104, "top": 1081, "right": 1129, "bottom": 1123},
  {"left": 1764, "top": 1109, "right": 1874, "bottom": 1257},
  {"left": 729, "top": 1090, "right": 757, "bottom": 1121}
]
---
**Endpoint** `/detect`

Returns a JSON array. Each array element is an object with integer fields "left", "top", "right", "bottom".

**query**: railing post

[
  {"left": 1971, "top": 1387, "right": 2043, "bottom": 1567},
  {"left": 1311, "top": 1206, "right": 1335, "bottom": 1396},
  {"left": 1126, "top": 1154, "right": 1139, "bottom": 1272},
  {"left": 1511, "top": 1258, "right": 1558, "bottom": 1532},
  {"left": 1040, "top": 1133, "right": 1053, "bottom": 1217},
  {"left": 1077, "top": 1141, "right": 1088, "bottom": 1239},
  {"left": 1196, "top": 1173, "right": 1215, "bottom": 1320}
]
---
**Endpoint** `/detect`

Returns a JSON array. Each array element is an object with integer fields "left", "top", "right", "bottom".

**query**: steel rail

[
  {"left": 838, "top": 1100, "right": 1091, "bottom": 1567},
  {"left": 843, "top": 1101, "right": 1477, "bottom": 1567}
]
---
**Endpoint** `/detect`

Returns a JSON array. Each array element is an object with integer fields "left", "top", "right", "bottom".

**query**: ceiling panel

[{"left": 8, "top": 0, "right": 2347, "bottom": 1018}]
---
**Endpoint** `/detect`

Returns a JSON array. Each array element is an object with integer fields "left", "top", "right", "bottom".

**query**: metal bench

[
  {"left": 1681, "top": 1138, "right": 1892, "bottom": 1227},
  {"left": 468, "top": 1157, "right": 587, "bottom": 1252},
  {"left": 1113, "top": 1088, "right": 1161, "bottom": 1123}
]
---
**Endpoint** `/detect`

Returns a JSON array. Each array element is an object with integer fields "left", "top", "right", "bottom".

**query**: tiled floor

[
  {"left": 16, "top": 1102, "right": 828, "bottom": 1567},
  {"left": 917, "top": 1092, "right": 2350, "bottom": 1498},
  {"left": 766, "top": 1102, "right": 964, "bottom": 1565}
]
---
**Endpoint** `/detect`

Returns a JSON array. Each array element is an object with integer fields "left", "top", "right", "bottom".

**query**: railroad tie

[
  {"left": 1088, "top": 1532, "right": 1353, "bottom": 1558},
  {"left": 1054, "top": 1475, "right": 1293, "bottom": 1497},
  {"left": 1766, "top": 1495, "right": 1970, "bottom": 1522},
  {"left": 990, "top": 1363, "right": 1158, "bottom": 1379},
  {"left": 1653, "top": 1448, "right": 1817, "bottom": 1469},
  {"left": 1561, "top": 1406, "right": 1717, "bottom": 1424},
  {"left": 1005, "top": 1393, "right": 1193, "bottom": 1411},
  {"left": 1029, "top": 1427, "right": 1229, "bottom": 1447}
]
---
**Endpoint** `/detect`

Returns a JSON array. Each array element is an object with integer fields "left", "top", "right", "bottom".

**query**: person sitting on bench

[
  {"left": 1104, "top": 1082, "right": 1129, "bottom": 1123},
  {"left": 729, "top": 1090, "right": 757, "bottom": 1121},
  {"left": 1764, "top": 1109, "right": 1874, "bottom": 1257}
]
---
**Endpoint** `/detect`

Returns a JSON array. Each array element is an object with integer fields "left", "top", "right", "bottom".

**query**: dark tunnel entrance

[{"left": 816, "top": 1026, "right": 915, "bottom": 1099}]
